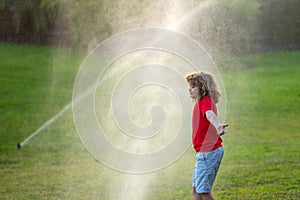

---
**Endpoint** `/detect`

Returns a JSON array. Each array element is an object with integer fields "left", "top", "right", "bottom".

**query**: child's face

[{"left": 188, "top": 85, "right": 199, "bottom": 100}]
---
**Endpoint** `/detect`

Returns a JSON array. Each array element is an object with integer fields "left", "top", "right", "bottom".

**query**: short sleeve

[{"left": 200, "top": 97, "right": 213, "bottom": 117}]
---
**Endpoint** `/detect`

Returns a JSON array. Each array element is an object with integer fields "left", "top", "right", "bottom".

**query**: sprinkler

[{"left": 16, "top": 103, "right": 72, "bottom": 150}]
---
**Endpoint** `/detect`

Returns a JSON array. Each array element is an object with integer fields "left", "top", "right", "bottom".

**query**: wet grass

[{"left": 0, "top": 43, "right": 299, "bottom": 199}]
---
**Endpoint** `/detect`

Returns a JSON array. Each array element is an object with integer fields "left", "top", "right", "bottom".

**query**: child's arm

[{"left": 205, "top": 110, "right": 229, "bottom": 136}]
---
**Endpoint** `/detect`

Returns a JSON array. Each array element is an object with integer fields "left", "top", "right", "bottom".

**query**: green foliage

[
  {"left": 102, "top": 0, "right": 172, "bottom": 33},
  {"left": 54, "top": 0, "right": 112, "bottom": 49},
  {"left": 0, "top": 0, "right": 58, "bottom": 44},
  {"left": 191, "top": 0, "right": 259, "bottom": 55},
  {"left": 0, "top": 0, "right": 15, "bottom": 41},
  {"left": 1, "top": 0, "right": 300, "bottom": 52},
  {"left": 260, "top": 0, "right": 300, "bottom": 48},
  {"left": 0, "top": 0, "right": 112, "bottom": 48}
]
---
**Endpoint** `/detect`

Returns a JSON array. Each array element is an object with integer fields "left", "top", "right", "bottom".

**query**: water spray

[
  {"left": 16, "top": 0, "right": 215, "bottom": 151},
  {"left": 17, "top": 103, "right": 72, "bottom": 149},
  {"left": 72, "top": 28, "right": 226, "bottom": 173},
  {"left": 16, "top": 3, "right": 226, "bottom": 199}
]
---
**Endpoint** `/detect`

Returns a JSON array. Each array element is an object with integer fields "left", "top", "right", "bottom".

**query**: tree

[
  {"left": 0, "top": 0, "right": 113, "bottom": 48},
  {"left": 0, "top": 0, "right": 15, "bottom": 42},
  {"left": 187, "top": 0, "right": 259, "bottom": 55},
  {"left": 0, "top": 0, "right": 58, "bottom": 44},
  {"left": 55, "top": 0, "right": 112, "bottom": 49},
  {"left": 259, "top": 0, "right": 300, "bottom": 49}
]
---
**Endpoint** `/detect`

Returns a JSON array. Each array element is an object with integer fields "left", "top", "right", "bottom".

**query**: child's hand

[{"left": 217, "top": 124, "right": 229, "bottom": 136}]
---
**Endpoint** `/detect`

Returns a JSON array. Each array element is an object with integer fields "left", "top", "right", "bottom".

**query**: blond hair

[{"left": 186, "top": 71, "right": 221, "bottom": 103}]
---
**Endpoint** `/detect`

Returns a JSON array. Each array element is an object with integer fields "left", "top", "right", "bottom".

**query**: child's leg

[
  {"left": 199, "top": 193, "right": 214, "bottom": 200},
  {"left": 193, "top": 187, "right": 203, "bottom": 200},
  {"left": 193, "top": 187, "right": 214, "bottom": 200}
]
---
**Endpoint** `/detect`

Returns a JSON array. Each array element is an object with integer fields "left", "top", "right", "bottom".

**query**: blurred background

[{"left": 1, "top": 0, "right": 299, "bottom": 54}]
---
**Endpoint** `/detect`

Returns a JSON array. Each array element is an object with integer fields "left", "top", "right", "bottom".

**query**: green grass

[
  {"left": 0, "top": 43, "right": 299, "bottom": 199},
  {"left": 215, "top": 51, "right": 300, "bottom": 199}
]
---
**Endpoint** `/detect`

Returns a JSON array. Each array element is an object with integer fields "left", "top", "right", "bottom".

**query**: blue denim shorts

[{"left": 192, "top": 147, "right": 224, "bottom": 193}]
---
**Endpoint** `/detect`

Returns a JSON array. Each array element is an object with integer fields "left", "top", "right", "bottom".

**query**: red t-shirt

[{"left": 192, "top": 96, "right": 222, "bottom": 152}]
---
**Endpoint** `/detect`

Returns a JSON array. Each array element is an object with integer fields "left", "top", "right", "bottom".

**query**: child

[{"left": 186, "top": 72, "right": 229, "bottom": 200}]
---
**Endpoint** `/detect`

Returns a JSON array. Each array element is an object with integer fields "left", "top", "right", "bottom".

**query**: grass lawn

[{"left": 0, "top": 43, "right": 299, "bottom": 199}]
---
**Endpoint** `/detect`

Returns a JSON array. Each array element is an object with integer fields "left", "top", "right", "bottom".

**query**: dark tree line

[
  {"left": 0, "top": 0, "right": 299, "bottom": 52},
  {"left": 259, "top": 0, "right": 300, "bottom": 50},
  {"left": 0, "top": 0, "right": 60, "bottom": 45},
  {"left": 0, "top": 0, "right": 111, "bottom": 48}
]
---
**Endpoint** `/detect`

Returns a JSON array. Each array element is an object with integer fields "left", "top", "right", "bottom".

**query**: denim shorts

[{"left": 192, "top": 147, "right": 224, "bottom": 193}]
